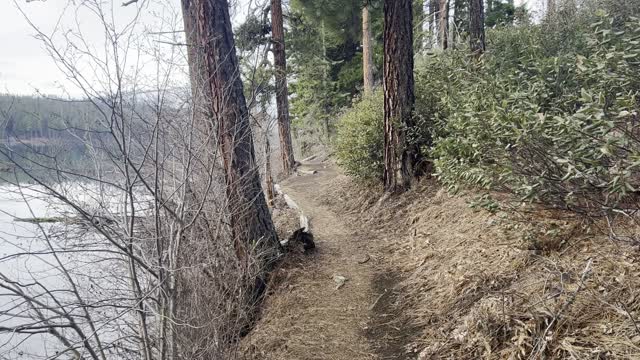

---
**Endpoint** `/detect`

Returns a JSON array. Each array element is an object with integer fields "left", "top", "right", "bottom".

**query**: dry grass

[{"left": 320, "top": 175, "right": 640, "bottom": 359}]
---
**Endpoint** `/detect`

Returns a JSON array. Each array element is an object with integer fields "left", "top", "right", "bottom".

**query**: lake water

[{"left": 0, "top": 184, "right": 143, "bottom": 359}]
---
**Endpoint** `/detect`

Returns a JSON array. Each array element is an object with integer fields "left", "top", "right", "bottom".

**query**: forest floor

[{"left": 244, "top": 157, "right": 640, "bottom": 359}]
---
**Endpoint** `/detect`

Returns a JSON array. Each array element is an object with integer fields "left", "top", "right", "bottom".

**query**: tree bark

[
  {"left": 362, "top": 3, "right": 375, "bottom": 95},
  {"left": 413, "top": 0, "right": 425, "bottom": 52},
  {"left": 452, "top": 0, "right": 464, "bottom": 48},
  {"left": 320, "top": 19, "right": 331, "bottom": 142},
  {"left": 438, "top": 0, "right": 449, "bottom": 49},
  {"left": 469, "top": 0, "right": 485, "bottom": 54},
  {"left": 430, "top": 0, "right": 439, "bottom": 48},
  {"left": 547, "top": 0, "right": 556, "bottom": 17},
  {"left": 264, "top": 134, "right": 275, "bottom": 207},
  {"left": 427, "top": 0, "right": 439, "bottom": 48},
  {"left": 383, "top": 0, "right": 417, "bottom": 192},
  {"left": 180, "top": 0, "right": 279, "bottom": 259},
  {"left": 271, "top": 0, "right": 296, "bottom": 175}
]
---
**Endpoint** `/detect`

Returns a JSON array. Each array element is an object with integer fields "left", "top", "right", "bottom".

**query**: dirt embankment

[{"left": 246, "top": 164, "right": 640, "bottom": 359}]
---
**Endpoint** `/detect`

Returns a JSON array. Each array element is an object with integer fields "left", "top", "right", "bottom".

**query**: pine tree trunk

[
  {"left": 320, "top": 19, "right": 331, "bottom": 142},
  {"left": 452, "top": 0, "right": 464, "bottom": 48},
  {"left": 180, "top": 0, "right": 279, "bottom": 258},
  {"left": 263, "top": 107, "right": 275, "bottom": 208},
  {"left": 430, "top": 0, "right": 439, "bottom": 48},
  {"left": 413, "top": 0, "right": 425, "bottom": 52},
  {"left": 438, "top": 0, "right": 449, "bottom": 49},
  {"left": 264, "top": 135, "right": 275, "bottom": 207},
  {"left": 271, "top": 0, "right": 296, "bottom": 175},
  {"left": 362, "top": 4, "right": 375, "bottom": 95},
  {"left": 547, "top": 0, "right": 556, "bottom": 17},
  {"left": 469, "top": 0, "right": 485, "bottom": 54},
  {"left": 427, "top": 0, "right": 438, "bottom": 48},
  {"left": 383, "top": 0, "right": 417, "bottom": 192}
]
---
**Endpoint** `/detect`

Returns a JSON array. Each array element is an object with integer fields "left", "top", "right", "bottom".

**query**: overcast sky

[
  {"left": 1, "top": 0, "right": 537, "bottom": 97},
  {"left": 0, "top": 1, "right": 75, "bottom": 95},
  {"left": 0, "top": 0, "right": 176, "bottom": 95}
]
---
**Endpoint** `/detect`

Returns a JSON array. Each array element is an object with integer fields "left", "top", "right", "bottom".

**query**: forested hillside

[{"left": 0, "top": 95, "right": 98, "bottom": 142}]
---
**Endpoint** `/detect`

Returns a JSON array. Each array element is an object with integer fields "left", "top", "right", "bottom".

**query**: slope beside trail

[{"left": 244, "top": 160, "right": 411, "bottom": 360}]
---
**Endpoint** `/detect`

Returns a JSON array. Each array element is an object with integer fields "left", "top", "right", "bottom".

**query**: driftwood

[
  {"left": 274, "top": 184, "right": 310, "bottom": 246},
  {"left": 14, "top": 214, "right": 138, "bottom": 227},
  {"left": 301, "top": 154, "right": 317, "bottom": 162},
  {"left": 14, "top": 217, "right": 65, "bottom": 224},
  {"left": 297, "top": 169, "right": 318, "bottom": 175}
]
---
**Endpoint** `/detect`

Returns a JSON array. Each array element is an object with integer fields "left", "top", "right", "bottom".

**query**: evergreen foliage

[{"left": 335, "top": 3, "right": 640, "bottom": 216}]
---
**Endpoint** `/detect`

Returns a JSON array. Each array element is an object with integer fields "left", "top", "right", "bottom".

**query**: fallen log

[
  {"left": 297, "top": 169, "right": 318, "bottom": 175},
  {"left": 14, "top": 217, "right": 65, "bottom": 224},
  {"left": 274, "top": 184, "right": 310, "bottom": 246}
]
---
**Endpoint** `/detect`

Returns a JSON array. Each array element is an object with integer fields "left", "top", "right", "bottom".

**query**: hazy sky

[
  {"left": 0, "top": 1, "right": 75, "bottom": 95},
  {"left": 0, "top": 0, "right": 205, "bottom": 97},
  {"left": 0, "top": 0, "right": 537, "bottom": 97}
]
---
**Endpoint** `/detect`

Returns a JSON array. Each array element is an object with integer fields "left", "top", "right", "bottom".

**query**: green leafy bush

[
  {"left": 433, "top": 15, "right": 640, "bottom": 215},
  {"left": 335, "top": 91, "right": 384, "bottom": 181},
  {"left": 333, "top": 4, "right": 640, "bottom": 217}
]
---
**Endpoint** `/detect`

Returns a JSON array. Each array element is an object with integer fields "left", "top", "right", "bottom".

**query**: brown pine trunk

[
  {"left": 469, "top": 0, "right": 485, "bottom": 54},
  {"left": 180, "top": 0, "right": 279, "bottom": 258},
  {"left": 413, "top": 0, "right": 425, "bottom": 51},
  {"left": 264, "top": 135, "right": 275, "bottom": 208},
  {"left": 362, "top": 4, "right": 375, "bottom": 95},
  {"left": 383, "top": 0, "right": 417, "bottom": 193},
  {"left": 547, "top": 0, "right": 556, "bottom": 17},
  {"left": 452, "top": 0, "right": 464, "bottom": 48},
  {"left": 427, "top": 0, "right": 438, "bottom": 48},
  {"left": 430, "top": 0, "right": 439, "bottom": 48},
  {"left": 271, "top": 0, "right": 296, "bottom": 175},
  {"left": 438, "top": 0, "right": 449, "bottom": 49}
]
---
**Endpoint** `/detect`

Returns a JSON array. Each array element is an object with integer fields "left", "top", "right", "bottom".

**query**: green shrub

[
  {"left": 334, "top": 9, "right": 640, "bottom": 217},
  {"left": 433, "top": 15, "right": 640, "bottom": 215},
  {"left": 335, "top": 90, "right": 384, "bottom": 181}
]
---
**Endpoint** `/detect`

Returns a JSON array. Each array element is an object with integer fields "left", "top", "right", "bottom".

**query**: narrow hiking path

[
  {"left": 277, "top": 161, "right": 375, "bottom": 359},
  {"left": 246, "top": 161, "right": 411, "bottom": 360}
]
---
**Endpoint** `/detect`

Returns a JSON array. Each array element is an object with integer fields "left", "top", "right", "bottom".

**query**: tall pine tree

[
  {"left": 271, "top": 0, "right": 296, "bottom": 174},
  {"left": 383, "top": 0, "right": 418, "bottom": 192},
  {"left": 180, "top": 0, "right": 279, "bottom": 258}
]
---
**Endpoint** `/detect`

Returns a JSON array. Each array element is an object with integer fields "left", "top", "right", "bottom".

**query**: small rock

[
  {"left": 356, "top": 254, "right": 371, "bottom": 264},
  {"left": 333, "top": 275, "right": 348, "bottom": 289}
]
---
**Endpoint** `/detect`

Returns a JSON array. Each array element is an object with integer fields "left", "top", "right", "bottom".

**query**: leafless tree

[{"left": 0, "top": 0, "right": 281, "bottom": 358}]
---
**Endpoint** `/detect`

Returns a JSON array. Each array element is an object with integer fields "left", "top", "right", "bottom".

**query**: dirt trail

[
  {"left": 279, "top": 162, "right": 375, "bottom": 359},
  {"left": 247, "top": 161, "right": 409, "bottom": 359}
]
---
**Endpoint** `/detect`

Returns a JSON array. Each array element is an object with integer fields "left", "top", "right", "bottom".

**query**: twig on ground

[
  {"left": 619, "top": 301, "right": 640, "bottom": 336},
  {"left": 530, "top": 258, "right": 592, "bottom": 359}
]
